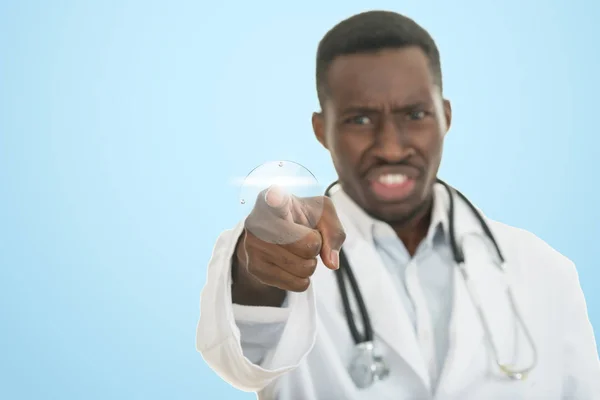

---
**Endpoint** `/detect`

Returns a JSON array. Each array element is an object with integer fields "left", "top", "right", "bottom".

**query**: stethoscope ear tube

[
  {"left": 438, "top": 178, "right": 505, "bottom": 264},
  {"left": 334, "top": 250, "right": 374, "bottom": 344}
]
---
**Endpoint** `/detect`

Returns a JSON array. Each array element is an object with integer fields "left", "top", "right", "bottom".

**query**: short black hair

[{"left": 316, "top": 10, "right": 442, "bottom": 106}]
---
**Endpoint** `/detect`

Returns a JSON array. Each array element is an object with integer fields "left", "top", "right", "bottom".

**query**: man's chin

[{"left": 365, "top": 193, "right": 431, "bottom": 225}]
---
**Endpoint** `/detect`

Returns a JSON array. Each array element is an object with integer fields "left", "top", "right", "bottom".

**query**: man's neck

[{"left": 392, "top": 197, "right": 434, "bottom": 257}]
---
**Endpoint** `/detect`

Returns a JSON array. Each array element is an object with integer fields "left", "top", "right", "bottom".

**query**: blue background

[{"left": 1, "top": 1, "right": 599, "bottom": 399}]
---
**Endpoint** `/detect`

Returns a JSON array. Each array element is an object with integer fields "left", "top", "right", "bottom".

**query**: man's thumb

[{"left": 319, "top": 228, "right": 346, "bottom": 270}]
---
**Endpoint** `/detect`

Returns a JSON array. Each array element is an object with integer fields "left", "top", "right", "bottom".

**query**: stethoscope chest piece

[{"left": 348, "top": 341, "right": 390, "bottom": 389}]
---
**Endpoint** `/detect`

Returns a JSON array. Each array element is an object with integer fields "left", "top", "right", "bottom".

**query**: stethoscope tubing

[
  {"left": 324, "top": 178, "right": 499, "bottom": 344},
  {"left": 325, "top": 178, "right": 537, "bottom": 380}
]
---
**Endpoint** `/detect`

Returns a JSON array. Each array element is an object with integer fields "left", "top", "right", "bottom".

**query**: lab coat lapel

[
  {"left": 436, "top": 200, "right": 535, "bottom": 394},
  {"left": 340, "top": 228, "right": 432, "bottom": 390},
  {"left": 436, "top": 249, "right": 486, "bottom": 393},
  {"left": 435, "top": 192, "right": 489, "bottom": 393}
]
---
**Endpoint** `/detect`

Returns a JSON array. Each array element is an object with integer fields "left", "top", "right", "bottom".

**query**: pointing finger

[{"left": 260, "top": 185, "right": 292, "bottom": 221}]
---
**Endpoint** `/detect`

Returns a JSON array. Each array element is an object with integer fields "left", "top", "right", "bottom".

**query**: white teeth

[{"left": 378, "top": 174, "right": 407, "bottom": 185}]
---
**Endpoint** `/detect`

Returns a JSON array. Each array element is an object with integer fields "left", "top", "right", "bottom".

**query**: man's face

[{"left": 313, "top": 47, "right": 452, "bottom": 223}]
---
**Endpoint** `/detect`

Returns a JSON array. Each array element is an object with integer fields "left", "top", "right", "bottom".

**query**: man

[{"left": 196, "top": 10, "right": 600, "bottom": 399}]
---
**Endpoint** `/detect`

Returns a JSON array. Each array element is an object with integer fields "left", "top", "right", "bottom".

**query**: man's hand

[{"left": 231, "top": 185, "right": 346, "bottom": 307}]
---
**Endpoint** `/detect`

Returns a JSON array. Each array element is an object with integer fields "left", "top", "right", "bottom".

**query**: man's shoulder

[{"left": 486, "top": 218, "right": 575, "bottom": 280}]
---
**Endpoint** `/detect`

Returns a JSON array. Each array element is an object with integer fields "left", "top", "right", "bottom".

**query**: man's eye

[
  {"left": 346, "top": 115, "right": 372, "bottom": 125},
  {"left": 408, "top": 110, "right": 427, "bottom": 120}
]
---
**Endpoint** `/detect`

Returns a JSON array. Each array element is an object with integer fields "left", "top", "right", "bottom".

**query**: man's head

[{"left": 312, "top": 11, "right": 452, "bottom": 226}]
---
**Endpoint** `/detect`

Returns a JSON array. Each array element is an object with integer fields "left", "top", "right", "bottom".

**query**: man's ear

[
  {"left": 443, "top": 99, "right": 452, "bottom": 134},
  {"left": 312, "top": 112, "right": 328, "bottom": 149}
]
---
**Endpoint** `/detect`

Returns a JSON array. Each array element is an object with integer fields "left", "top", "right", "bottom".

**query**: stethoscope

[{"left": 324, "top": 178, "right": 539, "bottom": 389}]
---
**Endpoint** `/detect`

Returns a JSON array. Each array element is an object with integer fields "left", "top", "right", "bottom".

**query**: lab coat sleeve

[
  {"left": 234, "top": 296, "right": 292, "bottom": 365},
  {"left": 560, "top": 261, "right": 600, "bottom": 399},
  {"left": 195, "top": 221, "right": 318, "bottom": 392}
]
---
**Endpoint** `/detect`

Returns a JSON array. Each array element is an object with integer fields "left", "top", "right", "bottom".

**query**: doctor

[{"left": 196, "top": 10, "right": 600, "bottom": 400}]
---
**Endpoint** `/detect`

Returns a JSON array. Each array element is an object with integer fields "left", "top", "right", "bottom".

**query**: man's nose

[{"left": 372, "top": 115, "right": 413, "bottom": 161}]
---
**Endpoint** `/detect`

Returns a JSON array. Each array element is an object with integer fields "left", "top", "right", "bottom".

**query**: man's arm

[{"left": 195, "top": 222, "right": 318, "bottom": 392}]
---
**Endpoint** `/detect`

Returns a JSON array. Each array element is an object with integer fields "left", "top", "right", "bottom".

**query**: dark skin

[
  {"left": 312, "top": 46, "right": 452, "bottom": 255},
  {"left": 231, "top": 46, "right": 451, "bottom": 307}
]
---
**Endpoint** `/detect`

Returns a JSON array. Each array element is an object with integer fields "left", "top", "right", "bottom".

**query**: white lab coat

[{"left": 196, "top": 184, "right": 600, "bottom": 399}]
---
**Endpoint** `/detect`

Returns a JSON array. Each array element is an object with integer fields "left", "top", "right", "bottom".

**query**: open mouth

[{"left": 368, "top": 172, "right": 417, "bottom": 201}]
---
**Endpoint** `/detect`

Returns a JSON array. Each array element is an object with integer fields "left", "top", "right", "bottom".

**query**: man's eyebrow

[
  {"left": 392, "top": 101, "right": 434, "bottom": 112},
  {"left": 339, "top": 106, "right": 380, "bottom": 116},
  {"left": 339, "top": 101, "right": 433, "bottom": 116}
]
